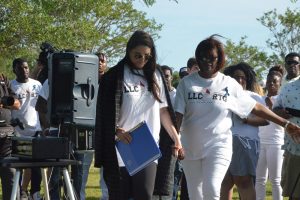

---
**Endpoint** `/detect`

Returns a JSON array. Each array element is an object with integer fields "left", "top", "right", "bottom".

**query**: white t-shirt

[
  {"left": 258, "top": 95, "right": 284, "bottom": 145},
  {"left": 38, "top": 79, "right": 59, "bottom": 132},
  {"left": 169, "top": 88, "right": 176, "bottom": 107},
  {"left": 39, "top": 79, "right": 49, "bottom": 100},
  {"left": 11, "top": 78, "right": 42, "bottom": 136},
  {"left": 174, "top": 72, "right": 256, "bottom": 160},
  {"left": 116, "top": 65, "right": 168, "bottom": 166},
  {"left": 231, "top": 91, "right": 264, "bottom": 141}
]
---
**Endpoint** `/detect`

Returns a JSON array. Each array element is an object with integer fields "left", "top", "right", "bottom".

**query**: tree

[
  {"left": 141, "top": 0, "right": 178, "bottom": 6},
  {"left": 0, "top": 0, "right": 162, "bottom": 78},
  {"left": 224, "top": 37, "right": 278, "bottom": 80},
  {"left": 257, "top": 8, "right": 300, "bottom": 60}
]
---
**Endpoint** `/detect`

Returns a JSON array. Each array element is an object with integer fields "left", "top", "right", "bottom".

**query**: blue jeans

[
  {"left": 48, "top": 129, "right": 62, "bottom": 200},
  {"left": 0, "top": 165, "right": 15, "bottom": 200},
  {"left": 49, "top": 151, "right": 93, "bottom": 200},
  {"left": 172, "top": 160, "right": 183, "bottom": 200},
  {"left": 99, "top": 167, "right": 109, "bottom": 200},
  {"left": 48, "top": 129, "right": 94, "bottom": 200},
  {"left": 72, "top": 151, "right": 93, "bottom": 200}
]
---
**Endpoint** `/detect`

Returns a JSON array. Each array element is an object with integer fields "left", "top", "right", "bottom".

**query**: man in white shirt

[
  {"left": 11, "top": 58, "right": 42, "bottom": 200},
  {"left": 282, "top": 52, "right": 300, "bottom": 85},
  {"left": 161, "top": 65, "right": 176, "bottom": 106}
]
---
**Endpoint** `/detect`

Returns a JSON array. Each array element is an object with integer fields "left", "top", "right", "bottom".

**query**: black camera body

[{"left": 0, "top": 96, "right": 14, "bottom": 107}]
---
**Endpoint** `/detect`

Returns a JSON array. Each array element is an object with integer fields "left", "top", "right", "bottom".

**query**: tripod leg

[
  {"left": 62, "top": 168, "right": 75, "bottom": 200},
  {"left": 10, "top": 169, "right": 20, "bottom": 200},
  {"left": 41, "top": 168, "right": 50, "bottom": 200}
]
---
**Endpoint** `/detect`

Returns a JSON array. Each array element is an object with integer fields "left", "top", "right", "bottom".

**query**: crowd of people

[{"left": 1, "top": 30, "right": 300, "bottom": 200}]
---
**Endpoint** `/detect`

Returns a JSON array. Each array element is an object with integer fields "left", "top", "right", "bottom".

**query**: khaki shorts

[{"left": 281, "top": 151, "right": 300, "bottom": 198}]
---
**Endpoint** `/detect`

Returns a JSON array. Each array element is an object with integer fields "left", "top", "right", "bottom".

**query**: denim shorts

[{"left": 228, "top": 135, "right": 259, "bottom": 177}]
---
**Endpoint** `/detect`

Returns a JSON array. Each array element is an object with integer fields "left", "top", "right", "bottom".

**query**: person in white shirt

[
  {"left": 220, "top": 63, "right": 268, "bottom": 200},
  {"left": 256, "top": 65, "right": 285, "bottom": 200},
  {"left": 175, "top": 35, "right": 300, "bottom": 200},
  {"left": 11, "top": 58, "right": 42, "bottom": 200},
  {"left": 160, "top": 65, "right": 176, "bottom": 106},
  {"left": 94, "top": 30, "right": 183, "bottom": 200},
  {"left": 273, "top": 74, "right": 300, "bottom": 199},
  {"left": 281, "top": 52, "right": 300, "bottom": 85}
]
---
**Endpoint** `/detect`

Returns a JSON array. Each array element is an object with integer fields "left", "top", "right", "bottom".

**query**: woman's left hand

[{"left": 172, "top": 144, "right": 185, "bottom": 160}]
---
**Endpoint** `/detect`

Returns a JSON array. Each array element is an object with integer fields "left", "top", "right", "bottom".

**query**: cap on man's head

[{"left": 179, "top": 67, "right": 189, "bottom": 79}]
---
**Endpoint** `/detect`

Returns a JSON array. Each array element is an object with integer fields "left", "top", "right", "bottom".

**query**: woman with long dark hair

[
  {"left": 221, "top": 62, "right": 268, "bottom": 200},
  {"left": 94, "top": 30, "right": 183, "bottom": 200}
]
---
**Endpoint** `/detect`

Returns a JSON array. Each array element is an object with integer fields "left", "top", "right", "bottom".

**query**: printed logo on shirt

[
  {"left": 17, "top": 85, "right": 39, "bottom": 99},
  {"left": 124, "top": 81, "right": 146, "bottom": 93},
  {"left": 187, "top": 87, "right": 229, "bottom": 103}
]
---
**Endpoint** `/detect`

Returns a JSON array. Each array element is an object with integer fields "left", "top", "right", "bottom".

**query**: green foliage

[
  {"left": 0, "top": 0, "right": 162, "bottom": 78},
  {"left": 141, "top": 0, "right": 178, "bottom": 6},
  {"left": 224, "top": 37, "right": 280, "bottom": 80},
  {"left": 0, "top": 164, "right": 289, "bottom": 199},
  {"left": 172, "top": 71, "right": 180, "bottom": 88},
  {"left": 257, "top": 8, "right": 300, "bottom": 59}
]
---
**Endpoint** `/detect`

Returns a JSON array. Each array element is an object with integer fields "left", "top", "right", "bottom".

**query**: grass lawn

[{"left": 0, "top": 163, "right": 289, "bottom": 199}]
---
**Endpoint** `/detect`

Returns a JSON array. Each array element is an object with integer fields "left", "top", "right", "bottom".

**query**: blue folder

[{"left": 116, "top": 121, "right": 162, "bottom": 176}]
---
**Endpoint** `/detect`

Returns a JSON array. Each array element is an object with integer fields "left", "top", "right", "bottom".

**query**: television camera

[
  {"left": 12, "top": 43, "right": 99, "bottom": 159},
  {"left": 0, "top": 96, "right": 15, "bottom": 107}
]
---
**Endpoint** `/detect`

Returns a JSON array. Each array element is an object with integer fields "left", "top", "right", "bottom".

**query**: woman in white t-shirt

[
  {"left": 174, "top": 35, "right": 300, "bottom": 200},
  {"left": 256, "top": 65, "right": 285, "bottom": 200},
  {"left": 94, "top": 30, "right": 183, "bottom": 200},
  {"left": 220, "top": 63, "right": 268, "bottom": 200}
]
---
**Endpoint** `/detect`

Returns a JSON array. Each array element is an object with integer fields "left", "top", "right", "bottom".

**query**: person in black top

[{"left": 0, "top": 74, "right": 20, "bottom": 200}]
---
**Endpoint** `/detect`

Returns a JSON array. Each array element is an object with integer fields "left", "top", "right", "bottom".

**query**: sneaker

[
  {"left": 31, "top": 191, "right": 42, "bottom": 200},
  {"left": 20, "top": 190, "right": 29, "bottom": 200}
]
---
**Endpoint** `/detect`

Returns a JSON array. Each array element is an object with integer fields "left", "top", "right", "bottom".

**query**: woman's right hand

[
  {"left": 285, "top": 122, "right": 300, "bottom": 143},
  {"left": 116, "top": 127, "right": 132, "bottom": 144}
]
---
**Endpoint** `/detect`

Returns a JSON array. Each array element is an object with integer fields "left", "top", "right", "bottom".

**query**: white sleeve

[
  {"left": 228, "top": 83, "right": 256, "bottom": 118},
  {"left": 174, "top": 79, "right": 186, "bottom": 114},
  {"left": 39, "top": 79, "right": 49, "bottom": 100}
]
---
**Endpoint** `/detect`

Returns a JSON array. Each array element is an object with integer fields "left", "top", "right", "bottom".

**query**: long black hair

[
  {"left": 224, "top": 62, "right": 257, "bottom": 92},
  {"left": 121, "top": 30, "right": 161, "bottom": 102}
]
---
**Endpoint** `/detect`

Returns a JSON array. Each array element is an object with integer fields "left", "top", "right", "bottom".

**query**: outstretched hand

[{"left": 286, "top": 122, "right": 300, "bottom": 143}]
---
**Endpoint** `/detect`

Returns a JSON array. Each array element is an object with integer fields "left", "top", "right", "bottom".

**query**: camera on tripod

[
  {"left": 11, "top": 47, "right": 99, "bottom": 159},
  {"left": 0, "top": 96, "right": 15, "bottom": 107},
  {"left": 48, "top": 52, "right": 99, "bottom": 152}
]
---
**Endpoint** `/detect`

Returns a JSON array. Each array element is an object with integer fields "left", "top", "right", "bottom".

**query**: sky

[{"left": 133, "top": 0, "right": 299, "bottom": 72}]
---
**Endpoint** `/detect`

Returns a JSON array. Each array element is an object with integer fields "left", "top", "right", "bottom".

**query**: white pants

[
  {"left": 255, "top": 143, "right": 284, "bottom": 200},
  {"left": 182, "top": 150, "right": 231, "bottom": 200}
]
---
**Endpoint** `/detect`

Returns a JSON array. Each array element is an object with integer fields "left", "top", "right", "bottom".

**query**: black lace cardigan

[{"left": 94, "top": 61, "right": 177, "bottom": 199}]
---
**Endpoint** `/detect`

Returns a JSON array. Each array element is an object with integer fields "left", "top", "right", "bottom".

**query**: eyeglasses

[
  {"left": 199, "top": 56, "right": 218, "bottom": 63},
  {"left": 286, "top": 60, "right": 299, "bottom": 65},
  {"left": 133, "top": 53, "right": 152, "bottom": 61}
]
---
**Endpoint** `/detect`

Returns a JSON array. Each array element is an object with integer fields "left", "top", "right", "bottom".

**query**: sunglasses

[
  {"left": 133, "top": 53, "right": 152, "bottom": 61},
  {"left": 286, "top": 60, "right": 299, "bottom": 65},
  {"left": 199, "top": 56, "right": 218, "bottom": 63}
]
